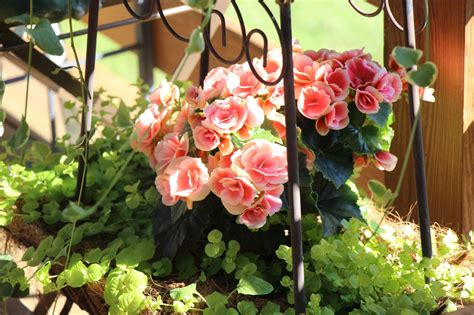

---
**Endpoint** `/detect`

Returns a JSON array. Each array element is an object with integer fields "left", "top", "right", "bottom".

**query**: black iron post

[
  {"left": 75, "top": 0, "right": 100, "bottom": 201},
  {"left": 401, "top": 0, "right": 433, "bottom": 260},
  {"left": 199, "top": 23, "right": 211, "bottom": 86},
  {"left": 279, "top": 1, "right": 306, "bottom": 313}
]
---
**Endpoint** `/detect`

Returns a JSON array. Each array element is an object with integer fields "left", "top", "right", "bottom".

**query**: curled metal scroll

[
  {"left": 122, "top": 0, "right": 289, "bottom": 86},
  {"left": 348, "top": 0, "right": 429, "bottom": 33}
]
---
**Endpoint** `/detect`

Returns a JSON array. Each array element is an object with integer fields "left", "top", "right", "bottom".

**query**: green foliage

[
  {"left": 277, "top": 218, "right": 474, "bottom": 314},
  {"left": 392, "top": 47, "right": 423, "bottom": 68},
  {"left": 237, "top": 275, "right": 274, "bottom": 296},
  {"left": 407, "top": 62, "right": 438, "bottom": 88}
]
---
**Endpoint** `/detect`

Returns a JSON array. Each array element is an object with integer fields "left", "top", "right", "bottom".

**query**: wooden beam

[{"left": 384, "top": 1, "right": 473, "bottom": 233}]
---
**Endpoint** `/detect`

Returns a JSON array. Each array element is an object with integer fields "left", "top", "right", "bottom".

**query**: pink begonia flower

[
  {"left": 173, "top": 103, "right": 192, "bottom": 134},
  {"left": 346, "top": 57, "right": 386, "bottom": 89},
  {"left": 376, "top": 73, "right": 402, "bottom": 103},
  {"left": 239, "top": 195, "right": 269, "bottom": 229},
  {"left": 304, "top": 48, "right": 335, "bottom": 62},
  {"left": 325, "top": 68, "right": 351, "bottom": 101},
  {"left": 131, "top": 104, "right": 171, "bottom": 165},
  {"left": 332, "top": 49, "right": 370, "bottom": 65},
  {"left": 185, "top": 86, "right": 206, "bottom": 109},
  {"left": 202, "top": 96, "right": 247, "bottom": 134},
  {"left": 267, "top": 83, "right": 285, "bottom": 112},
  {"left": 325, "top": 101, "right": 350, "bottom": 130},
  {"left": 374, "top": 151, "right": 398, "bottom": 172},
  {"left": 209, "top": 167, "right": 257, "bottom": 215},
  {"left": 150, "top": 80, "right": 180, "bottom": 106},
  {"left": 297, "top": 85, "right": 332, "bottom": 120},
  {"left": 192, "top": 125, "right": 220, "bottom": 152},
  {"left": 232, "top": 139, "right": 288, "bottom": 190},
  {"left": 218, "top": 135, "right": 234, "bottom": 156},
  {"left": 293, "top": 53, "right": 320, "bottom": 92},
  {"left": 299, "top": 146, "right": 316, "bottom": 171},
  {"left": 203, "top": 67, "right": 229, "bottom": 100},
  {"left": 155, "top": 156, "right": 210, "bottom": 208},
  {"left": 262, "top": 184, "right": 284, "bottom": 215},
  {"left": 355, "top": 86, "right": 384, "bottom": 114},
  {"left": 207, "top": 151, "right": 234, "bottom": 173},
  {"left": 226, "top": 62, "right": 263, "bottom": 98},
  {"left": 153, "top": 132, "right": 189, "bottom": 172},
  {"left": 244, "top": 96, "right": 265, "bottom": 128},
  {"left": 261, "top": 49, "right": 283, "bottom": 82},
  {"left": 315, "top": 118, "right": 330, "bottom": 136},
  {"left": 238, "top": 187, "right": 284, "bottom": 229},
  {"left": 267, "top": 110, "right": 286, "bottom": 138},
  {"left": 354, "top": 154, "right": 369, "bottom": 168}
]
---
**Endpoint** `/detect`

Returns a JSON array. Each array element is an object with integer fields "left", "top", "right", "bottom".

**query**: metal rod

[
  {"left": 0, "top": 6, "right": 192, "bottom": 53},
  {"left": 199, "top": 23, "right": 211, "bottom": 86},
  {"left": 47, "top": 89, "right": 57, "bottom": 151},
  {"left": 75, "top": 0, "right": 100, "bottom": 201},
  {"left": 279, "top": 3, "right": 306, "bottom": 313},
  {"left": 401, "top": 0, "right": 433, "bottom": 261}
]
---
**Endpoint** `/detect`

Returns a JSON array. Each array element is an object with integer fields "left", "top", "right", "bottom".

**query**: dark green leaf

[
  {"left": 28, "top": 19, "right": 64, "bottom": 55},
  {"left": 315, "top": 144, "right": 354, "bottom": 188},
  {"left": 4, "top": 14, "right": 39, "bottom": 25},
  {"left": 237, "top": 275, "right": 274, "bottom": 296},
  {"left": 8, "top": 117, "right": 30, "bottom": 149},
  {"left": 407, "top": 62, "right": 438, "bottom": 87},
  {"left": 392, "top": 47, "right": 423, "bottom": 68},
  {"left": 368, "top": 103, "right": 392, "bottom": 127},
  {"left": 339, "top": 125, "right": 380, "bottom": 155},
  {"left": 175, "top": 251, "right": 197, "bottom": 280},
  {"left": 314, "top": 175, "right": 363, "bottom": 236},
  {"left": 171, "top": 201, "right": 188, "bottom": 224}
]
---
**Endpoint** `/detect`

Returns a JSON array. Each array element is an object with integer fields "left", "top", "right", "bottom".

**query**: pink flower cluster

[
  {"left": 293, "top": 47, "right": 402, "bottom": 135},
  {"left": 131, "top": 46, "right": 403, "bottom": 229}
]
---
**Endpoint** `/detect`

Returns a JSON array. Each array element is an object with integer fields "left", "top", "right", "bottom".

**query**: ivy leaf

[
  {"left": 315, "top": 144, "right": 354, "bottom": 189},
  {"left": 115, "top": 102, "right": 131, "bottom": 128},
  {"left": 28, "top": 19, "right": 64, "bottom": 56},
  {"left": 368, "top": 102, "right": 392, "bottom": 127},
  {"left": 62, "top": 202, "right": 95, "bottom": 222},
  {"left": 65, "top": 261, "right": 88, "bottom": 288},
  {"left": 261, "top": 301, "right": 281, "bottom": 315},
  {"left": 237, "top": 275, "right": 274, "bottom": 296},
  {"left": 368, "top": 180, "right": 396, "bottom": 208},
  {"left": 169, "top": 283, "right": 199, "bottom": 302},
  {"left": 392, "top": 47, "right": 423, "bottom": 68},
  {"left": 313, "top": 175, "right": 363, "bottom": 236},
  {"left": 87, "top": 264, "right": 104, "bottom": 282},
  {"left": 237, "top": 301, "right": 258, "bottom": 315},
  {"left": 8, "top": 117, "right": 30, "bottom": 149},
  {"left": 407, "top": 62, "right": 438, "bottom": 87},
  {"left": 117, "top": 291, "right": 146, "bottom": 314}
]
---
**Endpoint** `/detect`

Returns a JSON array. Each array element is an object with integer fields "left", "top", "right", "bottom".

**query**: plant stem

[
  {"left": 388, "top": 109, "right": 421, "bottom": 207},
  {"left": 91, "top": 151, "right": 136, "bottom": 211},
  {"left": 371, "top": 108, "right": 422, "bottom": 237}
]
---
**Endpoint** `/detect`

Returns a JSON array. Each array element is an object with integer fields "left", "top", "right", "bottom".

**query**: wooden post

[{"left": 384, "top": 1, "right": 474, "bottom": 234}]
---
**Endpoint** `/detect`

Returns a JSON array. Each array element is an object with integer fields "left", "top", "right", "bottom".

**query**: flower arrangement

[{"left": 131, "top": 44, "right": 403, "bottom": 233}]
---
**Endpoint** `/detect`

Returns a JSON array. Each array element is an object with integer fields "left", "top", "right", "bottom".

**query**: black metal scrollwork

[
  {"left": 348, "top": 0, "right": 429, "bottom": 33},
  {"left": 123, "top": 0, "right": 289, "bottom": 86}
]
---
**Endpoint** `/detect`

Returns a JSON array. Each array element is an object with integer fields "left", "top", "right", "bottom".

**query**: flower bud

[{"left": 186, "top": 29, "right": 205, "bottom": 55}]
